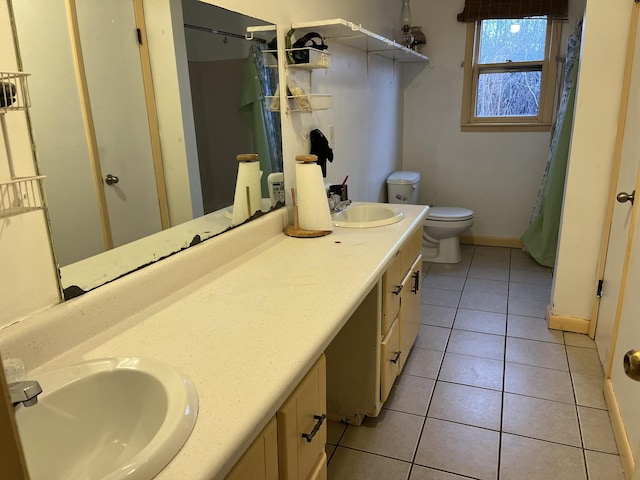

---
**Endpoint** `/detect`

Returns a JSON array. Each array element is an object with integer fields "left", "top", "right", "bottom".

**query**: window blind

[{"left": 457, "top": 0, "right": 569, "bottom": 22}]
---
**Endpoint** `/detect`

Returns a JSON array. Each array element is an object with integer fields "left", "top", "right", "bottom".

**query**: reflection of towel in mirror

[{"left": 310, "top": 129, "right": 333, "bottom": 177}]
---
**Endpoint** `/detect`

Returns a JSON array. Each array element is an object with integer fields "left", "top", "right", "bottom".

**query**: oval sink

[
  {"left": 332, "top": 204, "right": 404, "bottom": 228},
  {"left": 15, "top": 357, "right": 198, "bottom": 480}
]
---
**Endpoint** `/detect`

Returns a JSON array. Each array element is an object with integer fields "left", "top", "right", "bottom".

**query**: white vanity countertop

[{"left": 22, "top": 203, "right": 429, "bottom": 479}]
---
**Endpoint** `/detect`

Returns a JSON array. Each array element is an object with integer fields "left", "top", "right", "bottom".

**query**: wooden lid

[
  {"left": 236, "top": 153, "right": 259, "bottom": 162},
  {"left": 296, "top": 154, "right": 318, "bottom": 163}
]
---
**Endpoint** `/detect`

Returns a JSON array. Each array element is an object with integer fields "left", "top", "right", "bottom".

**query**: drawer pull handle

[
  {"left": 390, "top": 351, "right": 401, "bottom": 364},
  {"left": 412, "top": 271, "right": 420, "bottom": 293},
  {"left": 392, "top": 285, "right": 403, "bottom": 295},
  {"left": 301, "top": 414, "right": 326, "bottom": 443}
]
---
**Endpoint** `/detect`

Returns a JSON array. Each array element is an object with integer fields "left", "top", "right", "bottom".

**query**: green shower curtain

[
  {"left": 239, "top": 44, "right": 282, "bottom": 194},
  {"left": 521, "top": 21, "right": 582, "bottom": 267}
]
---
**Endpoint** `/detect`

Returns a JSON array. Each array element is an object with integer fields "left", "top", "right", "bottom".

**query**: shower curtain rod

[{"left": 184, "top": 23, "right": 266, "bottom": 43}]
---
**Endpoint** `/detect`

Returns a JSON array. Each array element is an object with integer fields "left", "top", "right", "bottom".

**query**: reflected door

[{"left": 75, "top": 0, "right": 162, "bottom": 248}]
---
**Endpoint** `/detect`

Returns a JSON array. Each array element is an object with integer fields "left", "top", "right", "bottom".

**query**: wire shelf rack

[
  {"left": 0, "top": 176, "right": 46, "bottom": 219},
  {"left": 0, "top": 72, "right": 31, "bottom": 112}
]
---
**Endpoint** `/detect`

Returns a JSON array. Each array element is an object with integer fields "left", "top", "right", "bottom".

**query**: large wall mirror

[{"left": 10, "top": 0, "right": 283, "bottom": 298}]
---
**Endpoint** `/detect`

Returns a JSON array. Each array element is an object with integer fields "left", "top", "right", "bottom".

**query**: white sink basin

[
  {"left": 15, "top": 357, "right": 198, "bottom": 480},
  {"left": 332, "top": 203, "right": 404, "bottom": 228}
]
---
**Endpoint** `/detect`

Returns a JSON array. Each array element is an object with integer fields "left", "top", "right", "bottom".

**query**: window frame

[{"left": 461, "top": 18, "right": 562, "bottom": 132}]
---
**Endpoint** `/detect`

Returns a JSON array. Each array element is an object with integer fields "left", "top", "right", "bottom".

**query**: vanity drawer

[
  {"left": 380, "top": 317, "right": 400, "bottom": 403},
  {"left": 277, "top": 354, "right": 327, "bottom": 480}
]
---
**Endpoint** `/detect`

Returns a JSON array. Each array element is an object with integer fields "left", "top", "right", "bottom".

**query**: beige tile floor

[{"left": 326, "top": 245, "right": 625, "bottom": 480}]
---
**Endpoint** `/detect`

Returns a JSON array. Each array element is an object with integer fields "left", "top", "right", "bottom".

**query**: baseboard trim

[
  {"left": 546, "top": 306, "right": 590, "bottom": 333},
  {"left": 459, "top": 235, "right": 523, "bottom": 248},
  {"left": 604, "top": 379, "right": 634, "bottom": 479}
]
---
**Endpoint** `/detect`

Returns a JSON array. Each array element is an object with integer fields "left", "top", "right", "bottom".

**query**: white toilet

[{"left": 387, "top": 171, "right": 474, "bottom": 263}]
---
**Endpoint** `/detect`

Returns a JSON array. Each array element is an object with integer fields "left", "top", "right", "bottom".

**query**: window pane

[
  {"left": 479, "top": 18, "right": 547, "bottom": 64},
  {"left": 475, "top": 71, "right": 542, "bottom": 117}
]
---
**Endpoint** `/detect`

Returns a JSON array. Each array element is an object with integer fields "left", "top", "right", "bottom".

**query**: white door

[
  {"left": 609, "top": 205, "right": 640, "bottom": 471},
  {"left": 595, "top": 7, "right": 640, "bottom": 370},
  {"left": 604, "top": 4, "right": 640, "bottom": 472},
  {"left": 76, "top": 0, "right": 162, "bottom": 247}
]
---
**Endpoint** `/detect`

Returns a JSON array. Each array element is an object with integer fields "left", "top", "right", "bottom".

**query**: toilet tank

[{"left": 387, "top": 171, "right": 420, "bottom": 204}]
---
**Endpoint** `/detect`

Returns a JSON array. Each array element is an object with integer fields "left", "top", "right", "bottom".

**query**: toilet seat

[{"left": 427, "top": 206, "right": 474, "bottom": 222}]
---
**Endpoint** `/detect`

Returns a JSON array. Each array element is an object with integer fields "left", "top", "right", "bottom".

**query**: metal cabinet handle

[
  {"left": 105, "top": 174, "right": 119, "bottom": 185},
  {"left": 412, "top": 271, "right": 420, "bottom": 293},
  {"left": 392, "top": 284, "right": 403, "bottom": 295},
  {"left": 617, "top": 190, "right": 635, "bottom": 205},
  {"left": 390, "top": 351, "right": 401, "bottom": 364},
  {"left": 301, "top": 414, "right": 326, "bottom": 443}
]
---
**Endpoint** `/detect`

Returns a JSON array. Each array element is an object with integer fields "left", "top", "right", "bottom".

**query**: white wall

[
  {"left": 402, "top": 0, "right": 585, "bottom": 240},
  {"left": 553, "top": 0, "right": 634, "bottom": 320},
  {"left": 144, "top": 0, "right": 204, "bottom": 223}
]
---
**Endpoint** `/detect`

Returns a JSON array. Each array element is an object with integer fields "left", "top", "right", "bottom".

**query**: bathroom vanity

[{"left": 0, "top": 202, "right": 429, "bottom": 479}]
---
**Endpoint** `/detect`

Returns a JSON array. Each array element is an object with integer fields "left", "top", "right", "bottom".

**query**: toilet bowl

[
  {"left": 423, "top": 207, "right": 475, "bottom": 263},
  {"left": 386, "top": 171, "right": 475, "bottom": 264}
]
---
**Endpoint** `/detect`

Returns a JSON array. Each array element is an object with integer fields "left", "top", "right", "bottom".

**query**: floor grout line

[{"left": 327, "top": 247, "right": 621, "bottom": 480}]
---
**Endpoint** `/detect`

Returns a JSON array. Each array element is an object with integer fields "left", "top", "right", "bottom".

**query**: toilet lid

[{"left": 427, "top": 206, "right": 474, "bottom": 221}]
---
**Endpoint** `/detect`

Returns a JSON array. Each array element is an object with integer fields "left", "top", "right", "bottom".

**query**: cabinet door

[
  {"left": 402, "top": 227, "right": 423, "bottom": 274},
  {"left": 307, "top": 451, "right": 328, "bottom": 480},
  {"left": 382, "top": 250, "right": 403, "bottom": 335},
  {"left": 278, "top": 354, "right": 327, "bottom": 480},
  {"left": 380, "top": 317, "right": 401, "bottom": 403},
  {"left": 399, "top": 254, "right": 423, "bottom": 372},
  {"left": 226, "top": 417, "right": 278, "bottom": 480}
]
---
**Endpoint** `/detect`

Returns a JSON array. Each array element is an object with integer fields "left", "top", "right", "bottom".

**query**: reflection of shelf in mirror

[
  {"left": 291, "top": 19, "right": 429, "bottom": 63},
  {"left": 246, "top": 24, "right": 276, "bottom": 42},
  {"left": 264, "top": 94, "right": 331, "bottom": 113},
  {"left": 0, "top": 71, "right": 31, "bottom": 113},
  {"left": 0, "top": 175, "right": 46, "bottom": 219},
  {"left": 285, "top": 48, "right": 331, "bottom": 69},
  {"left": 262, "top": 49, "right": 279, "bottom": 68},
  {"left": 246, "top": 24, "right": 276, "bottom": 33},
  {"left": 287, "top": 94, "right": 332, "bottom": 112},
  {"left": 264, "top": 96, "right": 281, "bottom": 112}
]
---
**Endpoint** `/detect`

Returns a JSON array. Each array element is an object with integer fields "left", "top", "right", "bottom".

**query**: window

[{"left": 461, "top": 17, "right": 561, "bottom": 131}]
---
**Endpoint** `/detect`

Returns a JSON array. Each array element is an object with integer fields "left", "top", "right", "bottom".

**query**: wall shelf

[
  {"left": 0, "top": 176, "right": 46, "bottom": 219},
  {"left": 0, "top": 71, "right": 30, "bottom": 113},
  {"left": 285, "top": 48, "right": 331, "bottom": 69},
  {"left": 0, "top": 72, "right": 45, "bottom": 219},
  {"left": 290, "top": 18, "right": 429, "bottom": 63}
]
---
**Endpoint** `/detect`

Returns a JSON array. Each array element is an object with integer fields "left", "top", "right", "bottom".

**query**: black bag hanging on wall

[
  {"left": 291, "top": 32, "right": 328, "bottom": 64},
  {"left": 310, "top": 129, "right": 333, "bottom": 177}
]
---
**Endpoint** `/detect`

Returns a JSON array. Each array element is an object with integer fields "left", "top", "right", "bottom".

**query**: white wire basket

[
  {"left": 286, "top": 48, "right": 331, "bottom": 69},
  {"left": 0, "top": 72, "right": 31, "bottom": 113},
  {"left": 0, "top": 176, "right": 46, "bottom": 219}
]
